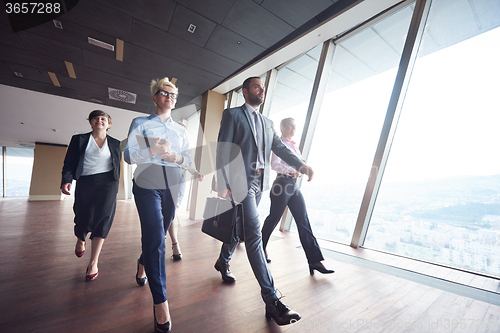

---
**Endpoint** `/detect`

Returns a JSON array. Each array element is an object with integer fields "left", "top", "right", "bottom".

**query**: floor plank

[{"left": 0, "top": 198, "right": 499, "bottom": 333}]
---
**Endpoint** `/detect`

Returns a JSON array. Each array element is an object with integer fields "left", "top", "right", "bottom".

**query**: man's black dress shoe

[
  {"left": 265, "top": 299, "right": 301, "bottom": 325},
  {"left": 136, "top": 259, "right": 147, "bottom": 286},
  {"left": 309, "top": 263, "right": 335, "bottom": 275},
  {"left": 153, "top": 308, "right": 171, "bottom": 333},
  {"left": 214, "top": 259, "right": 236, "bottom": 283}
]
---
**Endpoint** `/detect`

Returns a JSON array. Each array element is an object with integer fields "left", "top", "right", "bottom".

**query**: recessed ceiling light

[
  {"left": 188, "top": 24, "right": 196, "bottom": 33},
  {"left": 53, "top": 20, "right": 63, "bottom": 29},
  {"left": 88, "top": 37, "right": 114, "bottom": 51},
  {"left": 14, "top": 72, "right": 23, "bottom": 77}
]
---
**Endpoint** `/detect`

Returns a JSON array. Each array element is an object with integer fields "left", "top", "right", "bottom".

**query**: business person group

[{"left": 61, "top": 76, "right": 332, "bottom": 332}]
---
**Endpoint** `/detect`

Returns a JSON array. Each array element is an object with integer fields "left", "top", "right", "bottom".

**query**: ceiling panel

[
  {"left": 131, "top": 19, "right": 241, "bottom": 77},
  {"left": 95, "top": 0, "right": 176, "bottom": 31},
  {"left": 222, "top": 0, "right": 295, "bottom": 48},
  {"left": 205, "top": 25, "right": 266, "bottom": 64},
  {"left": 169, "top": 4, "right": 217, "bottom": 47},
  {"left": 0, "top": 46, "right": 68, "bottom": 74},
  {"left": 0, "top": 61, "right": 12, "bottom": 76},
  {"left": 26, "top": 18, "right": 119, "bottom": 60},
  {"left": 61, "top": 0, "right": 133, "bottom": 41},
  {"left": 124, "top": 43, "right": 224, "bottom": 88},
  {"left": 172, "top": 0, "right": 236, "bottom": 24},
  {"left": 0, "top": 75, "right": 79, "bottom": 98},
  {"left": 3, "top": 63, "right": 53, "bottom": 85},
  {"left": 261, "top": 0, "right": 334, "bottom": 28},
  {"left": 18, "top": 31, "right": 85, "bottom": 65},
  {"left": 0, "top": 23, "right": 23, "bottom": 48},
  {"left": 81, "top": 49, "right": 158, "bottom": 86}
]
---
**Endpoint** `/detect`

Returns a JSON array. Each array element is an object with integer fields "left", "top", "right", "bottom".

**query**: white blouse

[{"left": 81, "top": 135, "right": 113, "bottom": 176}]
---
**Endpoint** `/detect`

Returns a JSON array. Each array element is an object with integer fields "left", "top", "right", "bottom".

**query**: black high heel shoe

[
  {"left": 153, "top": 307, "right": 171, "bottom": 333},
  {"left": 136, "top": 259, "right": 147, "bottom": 286},
  {"left": 171, "top": 242, "right": 182, "bottom": 261},
  {"left": 264, "top": 250, "right": 271, "bottom": 263},
  {"left": 309, "top": 263, "right": 335, "bottom": 275}
]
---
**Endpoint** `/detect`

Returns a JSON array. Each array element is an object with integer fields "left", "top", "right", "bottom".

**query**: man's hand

[
  {"left": 61, "top": 183, "right": 71, "bottom": 195},
  {"left": 299, "top": 165, "right": 314, "bottom": 181},
  {"left": 149, "top": 137, "right": 171, "bottom": 155}
]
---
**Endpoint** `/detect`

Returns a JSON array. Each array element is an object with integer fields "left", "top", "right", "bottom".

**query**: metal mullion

[
  {"left": 350, "top": 0, "right": 433, "bottom": 248},
  {"left": 298, "top": 39, "right": 336, "bottom": 157},
  {"left": 260, "top": 68, "right": 278, "bottom": 117},
  {"left": 2, "top": 146, "right": 6, "bottom": 197}
]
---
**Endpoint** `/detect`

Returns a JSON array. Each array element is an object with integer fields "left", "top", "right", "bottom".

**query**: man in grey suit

[{"left": 214, "top": 77, "right": 314, "bottom": 326}]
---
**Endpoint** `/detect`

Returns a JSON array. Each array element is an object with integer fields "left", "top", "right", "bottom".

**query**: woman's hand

[
  {"left": 149, "top": 137, "right": 171, "bottom": 155},
  {"left": 161, "top": 152, "right": 183, "bottom": 164},
  {"left": 193, "top": 172, "right": 204, "bottom": 182},
  {"left": 61, "top": 183, "right": 71, "bottom": 195}
]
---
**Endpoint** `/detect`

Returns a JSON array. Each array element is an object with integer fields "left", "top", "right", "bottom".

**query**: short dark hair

[
  {"left": 88, "top": 110, "right": 112, "bottom": 127},
  {"left": 242, "top": 76, "right": 262, "bottom": 91}
]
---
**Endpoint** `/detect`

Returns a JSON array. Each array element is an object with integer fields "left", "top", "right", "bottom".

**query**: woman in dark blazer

[{"left": 61, "top": 110, "right": 121, "bottom": 281}]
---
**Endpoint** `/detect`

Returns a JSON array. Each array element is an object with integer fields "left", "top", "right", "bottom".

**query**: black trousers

[
  {"left": 73, "top": 170, "right": 119, "bottom": 241},
  {"left": 261, "top": 175, "right": 324, "bottom": 265}
]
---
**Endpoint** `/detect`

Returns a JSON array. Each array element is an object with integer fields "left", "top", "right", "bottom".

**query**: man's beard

[{"left": 248, "top": 94, "right": 263, "bottom": 106}]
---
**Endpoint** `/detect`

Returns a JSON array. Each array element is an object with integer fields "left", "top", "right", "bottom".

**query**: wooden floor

[{"left": 1, "top": 197, "right": 500, "bottom": 333}]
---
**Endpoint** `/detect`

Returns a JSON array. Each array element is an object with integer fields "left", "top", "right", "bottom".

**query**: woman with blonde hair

[{"left": 125, "top": 77, "right": 195, "bottom": 332}]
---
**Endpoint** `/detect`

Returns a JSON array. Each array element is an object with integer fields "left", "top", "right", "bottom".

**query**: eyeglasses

[{"left": 155, "top": 90, "right": 178, "bottom": 99}]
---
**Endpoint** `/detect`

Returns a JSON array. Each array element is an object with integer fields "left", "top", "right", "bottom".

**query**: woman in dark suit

[{"left": 61, "top": 110, "right": 121, "bottom": 281}]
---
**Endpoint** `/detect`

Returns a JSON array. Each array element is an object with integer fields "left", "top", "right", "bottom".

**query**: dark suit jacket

[
  {"left": 61, "top": 132, "right": 122, "bottom": 186},
  {"left": 216, "top": 104, "right": 304, "bottom": 197}
]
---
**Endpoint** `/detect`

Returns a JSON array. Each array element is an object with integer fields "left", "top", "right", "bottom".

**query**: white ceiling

[{"left": 0, "top": 84, "right": 142, "bottom": 147}]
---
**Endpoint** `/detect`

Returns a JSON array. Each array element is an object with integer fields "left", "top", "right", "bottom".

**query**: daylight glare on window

[{"left": 364, "top": 0, "right": 500, "bottom": 276}]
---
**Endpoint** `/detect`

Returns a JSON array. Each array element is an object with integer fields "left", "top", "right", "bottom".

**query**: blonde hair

[{"left": 150, "top": 77, "right": 178, "bottom": 97}]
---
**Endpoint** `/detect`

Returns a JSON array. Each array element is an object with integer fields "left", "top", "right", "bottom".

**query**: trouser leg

[
  {"left": 243, "top": 180, "right": 277, "bottom": 304},
  {"left": 133, "top": 182, "right": 175, "bottom": 304},
  {"left": 288, "top": 189, "right": 324, "bottom": 264},
  {"left": 261, "top": 179, "right": 293, "bottom": 251}
]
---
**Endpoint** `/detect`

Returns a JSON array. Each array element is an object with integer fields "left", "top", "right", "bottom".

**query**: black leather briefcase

[{"left": 202, "top": 197, "right": 244, "bottom": 244}]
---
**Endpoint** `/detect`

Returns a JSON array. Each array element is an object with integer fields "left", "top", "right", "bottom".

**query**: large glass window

[
  {"left": 5, "top": 147, "right": 34, "bottom": 197},
  {"left": 299, "top": 4, "right": 415, "bottom": 244},
  {"left": 365, "top": 0, "right": 500, "bottom": 276},
  {"left": 257, "top": 45, "right": 322, "bottom": 220}
]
